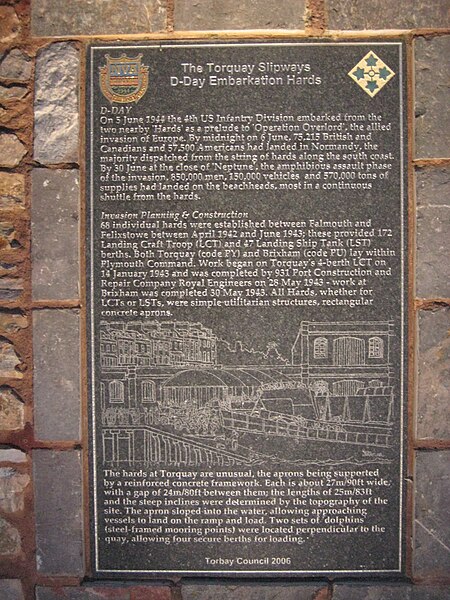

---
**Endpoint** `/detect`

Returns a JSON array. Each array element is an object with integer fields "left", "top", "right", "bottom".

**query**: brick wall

[{"left": 0, "top": 0, "right": 448, "bottom": 598}]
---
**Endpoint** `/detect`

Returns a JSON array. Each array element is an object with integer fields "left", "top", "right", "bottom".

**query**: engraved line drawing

[{"left": 98, "top": 320, "right": 395, "bottom": 466}]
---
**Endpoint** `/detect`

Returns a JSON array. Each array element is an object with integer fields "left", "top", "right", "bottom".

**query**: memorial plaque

[{"left": 86, "top": 40, "right": 408, "bottom": 577}]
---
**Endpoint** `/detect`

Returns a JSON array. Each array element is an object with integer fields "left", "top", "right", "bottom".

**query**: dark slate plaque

[{"left": 86, "top": 40, "right": 408, "bottom": 577}]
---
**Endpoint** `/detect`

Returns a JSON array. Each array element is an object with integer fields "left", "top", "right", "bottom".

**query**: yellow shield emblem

[{"left": 99, "top": 53, "right": 149, "bottom": 103}]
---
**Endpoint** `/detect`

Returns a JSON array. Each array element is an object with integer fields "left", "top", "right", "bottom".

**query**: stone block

[
  {"left": 415, "top": 36, "right": 450, "bottom": 158},
  {"left": 33, "top": 450, "right": 83, "bottom": 575},
  {"left": 0, "top": 448, "right": 27, "bottom": 463},
  {"left": 0, "top": 467, "right": 29, "bottom": 512},
  {"left": 0, "top": 221, "right": 21, "bottom": 251},
  {"left": 414, "top": 451, "right": 450, "bottom": 578},
  {"left": 36, "top": 586, "right": 130, "bottom": 600},
  {"left": 0, "top": 338, "right": 23, "bottom": 379},
  {"left": 411, "top": 587, "right": 450, "bottom": 599},
  {"left": 0, "top": 514, "right": 21, "bottom": 556},
  {"left": 0, "top": 277, "right": 23, "bottom": 301},
  {"left": 31, "top": 168, "right": 79, "bottom": 300},
  {"left": 0, "top": 49, "right": 32, "bottom": 81},
  {"left": 0, "top": 84, "right": 28, "bottom": 102},
  {"left": 129, "top": 587, "right": 173, "bottom": 600},
  {"left": 33, "top": 310, "right": 80, "bottom": 441},
  {"left": 333, "top": 585, "right": 450, "bottom": 599},
  {"left": 32, "top": 0, "right": 166, "bottom": 36},
  {"left": 333, "top": 584, "right": 409, "bottom": 599},
  {"left": 416, "top": 168, "right": 450, "bottom": 297},
  {"left": 416, "top": 308, "right": 450, "bottom": 440},
  {"left": 0, "top": 311, "right": 28, "bottom": 334},
  {"left": 174, "top": 0, "right": 305, "bottom": 30},
  {"left": 0, "top": 172, "right": 25, "bottom": 210},
  {"left": 0, "top": 263, "right": 16, "bottom": 278},
  {"left": 0, "top": 133, "right": 27, "bottom": 168},
  {"left": 181, "top": 584, "right": 328, "bottom": 600},
  {"left": 0, "top": 7, "right": 21, "bottom": 43},
  {"left": 34, "top": 43, "right": 79, "bottom": 164},
  {"left": 0, "top": 97, "right": 29, "bottom": 131},
  {"left": 0, "top": 263, "right": 16, "bottom": 277},
  {"left": 37, "top": 586, "right": 174, "bottom": 600},
  {"left": 0, "top": 386, "right": 24, "bottom": 430},
  {"left": 0, "top": 579, "right": 24, "bottom": 600},
  {"left": 327, "top": 0, "right": 450, "bottom": 29}
]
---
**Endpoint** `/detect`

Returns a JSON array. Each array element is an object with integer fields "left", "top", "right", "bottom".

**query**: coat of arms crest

[{"left": 99, "top": 53, "right": 149, "bottom": 103}]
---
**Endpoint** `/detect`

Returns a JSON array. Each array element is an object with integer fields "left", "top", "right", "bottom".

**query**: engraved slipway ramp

[{"left": 102, "top": 424, "right": 248, "bottom": 466}]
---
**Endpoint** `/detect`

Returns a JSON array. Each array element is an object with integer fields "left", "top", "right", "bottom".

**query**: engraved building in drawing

[
  {"left": 100, "top": 320, "right": 217, "bottom": 368},
  {"left": 99, "top": 320, "right": 217, "bottom": 412},
  {"left": 292, "top": 321, "right": 394, "bottom": 425}
]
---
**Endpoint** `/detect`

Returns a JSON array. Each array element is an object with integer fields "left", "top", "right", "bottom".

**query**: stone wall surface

[
  {"left": 33, "top": 450, "right": 83, "bottom": 575},
  {"left": 33, "top": 43, "right": 79, "bottom": 164},
  {"left": 31, "top": 169, "right": 79, "bottom": 300},
  {"left": 327, "top": 0, "right": 450, "bottom": 30},
  {"left": 416, "top": 168, "right": 450, "bottom": 297},
  {"left": 414, "top": 451, "right": 450, "bottom": 578},
  {"left": 416, "top": 308, "right": 450, "bottom": 440},
  {"left": 174, "top": 0, "right": 305, "bottom": 30},
  {"left": 182, "top": 584, "right": 329, "bottom": 599},
  {"left": 333, "top": 584, "right": 450, "bottom": 599},
  {"left": 0, "top": 0, "right": 447, "bottom": 598},
  {"left": 33, "top": 310, "right": 80, "bottom": 441},
  {"left": 415, "top": 36, "right": 450, "bottom": 159},
  {"left": 0, "top": 2, "right": 32, "bottom": 590},
  {"left": 0, "top": 578, "right": 25, "bottom": 600},
  {"left": 31, "top": 0, "right": 167, "bottom": 37}
]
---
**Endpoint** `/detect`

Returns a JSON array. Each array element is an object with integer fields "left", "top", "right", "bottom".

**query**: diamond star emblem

[{"left": 348, "top": 51, "right": 395, "bottom": 98}]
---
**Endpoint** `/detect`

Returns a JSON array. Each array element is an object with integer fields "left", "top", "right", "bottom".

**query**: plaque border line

[{"left": 88, "top": 39, "right": 407, "bottom": 577}]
